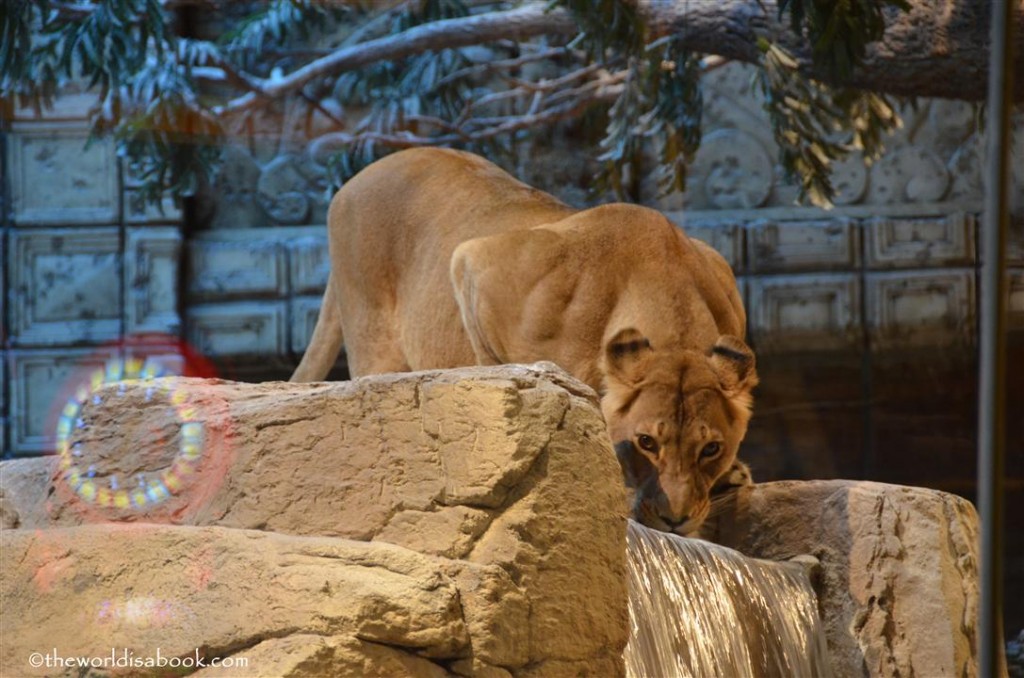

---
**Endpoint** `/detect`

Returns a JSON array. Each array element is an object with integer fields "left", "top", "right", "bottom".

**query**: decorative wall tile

[
  {"left": 13, "top": 93, "right": 98, "bottom": 121},
  {"left": 866, "top": 270, "right": 976, "bottom": 348},
  {"left": 125, "top": 228, "right": 182, "bottom": 336},
  {"left": 669, "top": 219, "right": 744, "bottom": 270},
  {"left": 684, "top": 128, "right": 776, "bottom": 211},
  {"left": 290, "top": 296, "right": 323, "bottom": 356},
  {"left": 7, "top": 121, "right": 119, "bottom": 225},
  {"left": 122, "top": 345, "right": 187, "bottom": 378},
  {"left": 1008, "top": 216, "right": 1024, "bottom": 266},
  {"left": 289, "top": 235, "right": 330, "bottom": 294},
  {"left": 1, "top": 351, "right": 7, "bottom": 457},
  {"left": 1009, "top": 269, "right": 1024, "bottom": 331},
  {"left": 188, "top": 237, "right": 286, "bottom": 301},
  {"left": 8, "top": 228, "right": 122, "bottom": 346},
  {"left": 125, "top": 190, "right": 183, "bottom": 225},
  {"left": 1, "top": 233, "right": 6, "bottom": 343},
  {"left": 8, "top": 347, "right": 120, "bottom": 456},
  {"left": 865, "top": 213, "right": 976, "bottom": 269},
  {"left": 747, "top": 219, "right": 859, "bottom": 273},
  {"left": 748, "top": 274, "right": 861, "bottom": 351},
  {"left": 186, "top": 302, "right": 287, "bottom": 359}
]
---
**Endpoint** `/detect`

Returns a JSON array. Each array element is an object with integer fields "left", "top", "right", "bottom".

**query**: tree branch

[{"left": 213, "top": 0, "right": 1024, "bottom": 111}]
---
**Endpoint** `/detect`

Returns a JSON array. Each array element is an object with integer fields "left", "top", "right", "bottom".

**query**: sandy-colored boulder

[
  {"left": 1, "top": 524, "right": 469, "bottom": 676},
  {"left": 1, "top": 363, "right": 629, "bottom": 677},
  {"left": 0, "top": 456, "right": 54, "bottom": 529},
  {"left": 705, "top": 480, "right": 984, "bottom": 678}
]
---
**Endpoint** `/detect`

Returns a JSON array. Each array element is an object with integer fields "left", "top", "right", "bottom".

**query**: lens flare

[{"left": 55, "top": 356, "right": 207, "bottom": 511}]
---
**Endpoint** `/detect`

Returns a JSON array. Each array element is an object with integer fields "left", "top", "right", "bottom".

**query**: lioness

[{"left": 292, "top": 148, "right": 757, "bottom": 536}]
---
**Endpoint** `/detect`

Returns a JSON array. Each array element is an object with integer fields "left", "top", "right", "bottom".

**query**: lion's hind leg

[{"left": 291, "top": 276, "right": 346, "bottom": 382}]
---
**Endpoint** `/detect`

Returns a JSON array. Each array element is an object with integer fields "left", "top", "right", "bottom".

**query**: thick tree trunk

[{"left": 641, "top": 0, "right": 1024, "bottom": 102}]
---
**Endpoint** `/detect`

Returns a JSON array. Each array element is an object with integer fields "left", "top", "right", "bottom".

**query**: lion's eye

[
  {"left": 700, "top": 442, "right": 722, "bottom": 459},
  {"left": 636, "top": 434, "right": 659, "bottom": 453}
]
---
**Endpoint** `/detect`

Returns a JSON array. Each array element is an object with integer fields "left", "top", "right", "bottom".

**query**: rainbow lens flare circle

[{"left": 55, "top": 357, "right": 205, "bottom": 510}]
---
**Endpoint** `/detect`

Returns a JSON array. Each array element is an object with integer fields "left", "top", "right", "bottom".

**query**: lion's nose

[{"left": 660, "top": 514, "right": 689, "bottom": 530}]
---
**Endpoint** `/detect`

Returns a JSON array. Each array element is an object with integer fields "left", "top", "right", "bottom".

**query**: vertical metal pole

[{"left": 979, "top": 0, "right": 1015, "bottom": 675}]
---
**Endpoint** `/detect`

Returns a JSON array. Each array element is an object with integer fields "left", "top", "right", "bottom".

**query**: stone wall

[{"left": 0, "top": 364, "right": 630, "bottom": 677}]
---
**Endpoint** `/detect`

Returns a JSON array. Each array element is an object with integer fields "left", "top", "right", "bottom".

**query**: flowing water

[{"left": 625, "top": 520, "right": 832, "bottom": 678}]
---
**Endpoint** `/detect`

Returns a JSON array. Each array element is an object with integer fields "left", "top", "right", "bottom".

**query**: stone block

[
  {"left": 288, "top": 234, "right": 330, "bottom": 294},
  {"left": 1, "top": 352, "right": 7, "bottom": 458},
  {"left": 124, "top": 189, "right": 183, "bottom": 225},
  {"left": 748, "top": 274, "right": 861, "bottom": 351},
  {"left": 125, "top": 227, "right": 182, "bottom": 336},
  {"left": 705, "top": 480, "right": 984, "bottom": 678},
  {"left": 7, "top": 228, "right": 122, "bottom": 346},
  {"left": 865, "top": 214, "right": 976, "bottom": 269},
  {"left": 12, "top": 93, "right": 97, "bottom": 121},
  {"left": 684, "top": 128, "right": 775, "bottom": 210},
  {"left": 1009, "top": 217, "right": 1024, "bottom": 266},
  {"left": 121, "top": 345, "right": 188, "bottom": 380},
  {"left": 747, "top": 219, "right": 860, "bottom": 273},
  {"left": 866, "top": 270, "right": 975, "bottom": 349},
  {"left": 1, "top": 525, "right": 472, "bottom": 675},
  {"left": 7, "top": 347, "right": 120, "bottom": 456},
  {"left": 1, "top": 233, "right": 5, "bottom": 339},
  {"left": 186, "top": 301, "right": 287, "bottom": 359},
  {"left": 1011, "top": 268, "right": 1024, "bottom": 331},
  {"left": 868, "top": 354, "right": 977, "bottom": 488},
  {"left": 290, "top": 296, "right": 322, "bottom": 356},
  {"left": 0, "top": 457, "right": 55, "bottom": 528},
  {"left": 741, "top": 354, "right": 866, "bottom": 481},
  {"left": 188, "top": 237, "right": 287, "bottom": 301},
  {"left": 7, "top": 121, "right": 119, "bottom": 225},
  {"left": 667, "top": 218, "right": 744, "bottom": 270}
]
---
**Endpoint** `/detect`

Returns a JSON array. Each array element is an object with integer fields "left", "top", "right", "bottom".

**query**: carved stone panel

[
  {"left": 1, "top": 233, "right": 5, "bottom": 342},
  {"left": 1009, "top": 217, "right": 1024, "bottom": 267},
  {"left": 684, "top": 129, "right": 775, "bottom": 211},
  {"left": 13, "top": 93, "right": 98, "bottom": 121},
  {"left": 669, "top": 219, "right": 744, "bottom": 271},
  {"left": 865, "top": 270, "right": 976, "bottom": 349},
  {"left": 121, "top": 345, "right": 187, "bottom": 378},
  {"left": 290, "top": 296, "right": 323, "bottom": 356},
  {"left": 125, "top": 228, "right": 182, "bottom": 336},
  {"left": 8, "top": 228, "right": 122, "bottom": 347},
  {"left": 188, "top": 237, "right": 287, "bottom": 301},
  {"left": 747, "top": 219, "right": 859, "bottom": 273},
  {"left": 865, "top": 214, "right": 976, "bottom": 269},
  {"left": 747, "top": 274, "right": 861, "bottom": 352},
  {"left": 1010, "top": 269, "right": 1024, "bottom": 332},
  {"left": 288, "top": 234, "right": 330, "bottom": 294},
  {"left": 1, "top": 352, "right": 7, "bottom": 457},
  {"left": 7, "top": 121, "right": 119, "bottom": 225},
  {"left": 125, "top": 190, "right": 183, "bottom": 225},
  {"left": 8, "top": 347, "right": 120, "bottom": 456},
  {"left": 186, "top": 302, "right": 288, "bottom": 359}
]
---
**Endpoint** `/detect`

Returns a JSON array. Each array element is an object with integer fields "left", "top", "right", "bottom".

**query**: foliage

[
  {"left": 758, "top": 39, "right": 901, "bottom": 207},
  {"left": 0, "top": 0, "right": 912, "bottom": 208}
]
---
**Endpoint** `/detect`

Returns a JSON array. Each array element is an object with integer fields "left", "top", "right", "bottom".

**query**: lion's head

[{"left": 600, "top": 329, "right": 757, "bottom": 536}]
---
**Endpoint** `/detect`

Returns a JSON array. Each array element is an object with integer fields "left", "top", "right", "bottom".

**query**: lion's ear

[
  {"left": 603, "top": 328, "right": 653, "bottom": 387},
  {"left": 709, "top": 335, "right": 758, "bottom": 395}
]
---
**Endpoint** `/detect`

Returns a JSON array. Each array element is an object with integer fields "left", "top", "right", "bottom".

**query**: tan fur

[{"left": 291, "top": 148, "right": 758, "bottom": 535}]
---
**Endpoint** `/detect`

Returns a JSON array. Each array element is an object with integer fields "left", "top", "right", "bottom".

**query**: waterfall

[{"left": 625, "top": 520, "right": 832, "bottom": 678}]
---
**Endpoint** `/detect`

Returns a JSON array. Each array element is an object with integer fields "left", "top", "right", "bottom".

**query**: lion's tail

[{"left": 290, "top": 274, "right": 345, "bottom": 382}]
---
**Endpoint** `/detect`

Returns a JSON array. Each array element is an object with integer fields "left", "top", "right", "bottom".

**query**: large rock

[
  {"left": 704, "top": 480, "right": 984, "bottom": 678},
  {"left": 2, "top": 524, "right": 470, "bottom": 675},
  {"left": 0, "top": 456, "right": 55, "bottom": 529},
  {"left": 0, "top": 364, "right": 630, "bottom": 677}
]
